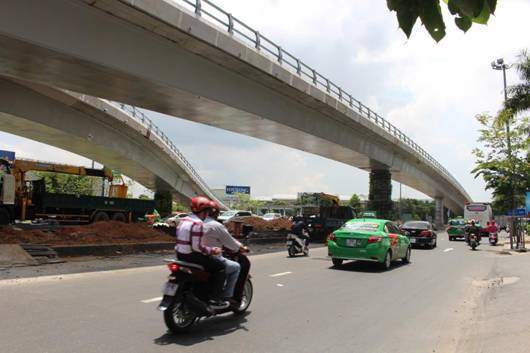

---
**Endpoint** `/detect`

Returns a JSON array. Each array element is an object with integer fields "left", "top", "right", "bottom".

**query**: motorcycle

[
  {"left": 287, "top": 232, "right": 309, "bottom": 257},
  {"left": 158, "top": 251, "right": 253, "bottom": 334},
  {"left": 489, "top": 232, "right": 498, "bottom": 246},
  {"left": 468, "top": 232, "right": 480, "bottom": 250}
]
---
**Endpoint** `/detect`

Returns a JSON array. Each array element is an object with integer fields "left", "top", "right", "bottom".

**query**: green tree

[
  {"left": 387, "top": 0, "right": 496, "bottom": 42},
  {"left": 348, "top": 194, "right": 363, "bottom": 215},
  {"left": 504, "top": 50, "right": 530, "bottom": 116},
  {"left": 232, "top": 193, "right": 263, "bottom": 214},
  {"left": 472, "top": 113, "right": 530, "bottom": 213},
  {"left": 36, "top": 172, "right": 94, "bottom": 195}
]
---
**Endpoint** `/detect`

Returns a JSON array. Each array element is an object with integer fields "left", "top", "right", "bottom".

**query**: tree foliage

[
  {"left": 397, "top": 199, "right": 435, "bottom": 221},
  {"left": 387, "top": 0, "right": 497, "bottom": 42},
  {"left": 36, "top": 172, "right": 94, "bottom": 195},
  {"left": 348, "top": 194, "right": 363, "bottom": 215},
  {"left": 505, "top": 50, "right": 530, "bottom": 116},
  {"left": 472, "top": 113, "right": 530, "bottom": 212}
]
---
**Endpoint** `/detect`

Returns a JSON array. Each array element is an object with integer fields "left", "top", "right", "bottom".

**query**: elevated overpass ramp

[
  {"left": 0, "top": 77, "right": 227, "bottom": 209},
  {"left": 0, "top": 0, "right": 471, "bottom": 215}
]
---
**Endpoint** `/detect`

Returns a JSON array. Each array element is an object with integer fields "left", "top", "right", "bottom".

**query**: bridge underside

[
  {"left": 0, "top": 0, "right": 468, "bottom": 212},
  {"left": 0, "top": 77, "right": 204, "bottom": 205}
]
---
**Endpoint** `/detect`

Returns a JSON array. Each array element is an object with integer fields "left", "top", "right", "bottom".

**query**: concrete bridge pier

[
  {"left": 154, "top": 191, "right": 173, "bottom": 217},
  {"left": 367, "top": 169, "right": 393, "bottom": 220},
  {"left": 434, "top": 197, "right": 444, "bottom": 229}
]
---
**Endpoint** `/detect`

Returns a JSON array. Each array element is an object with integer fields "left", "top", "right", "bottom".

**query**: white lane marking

[
  {"left": 443, "top": 248, "right": 454, "bottom": 252},
  {"left": 276, "top": 283, "right": 284, "bottom": 287},
  {"left": 141, "top": 296, "right": 162, "bottom": 304},
  {"left": 269, "top": 271, "right": 292, "bottom": 278}
]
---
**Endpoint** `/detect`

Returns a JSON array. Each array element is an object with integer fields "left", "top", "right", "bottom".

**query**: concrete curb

[{"left": 50, "top": 236, "right": 290, "bottom": 257}]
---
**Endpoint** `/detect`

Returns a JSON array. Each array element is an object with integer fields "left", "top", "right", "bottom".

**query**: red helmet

[
  {"left": 190, "top": 196, "right": 212, "bottom": 213},
  {"left": 208, "top": 200, "right": 219, "bottom": 211}
]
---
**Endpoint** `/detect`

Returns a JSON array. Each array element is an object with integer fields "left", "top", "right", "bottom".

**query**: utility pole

[{"left": 491, "top": 58, "right": 516, "bottom": 247}]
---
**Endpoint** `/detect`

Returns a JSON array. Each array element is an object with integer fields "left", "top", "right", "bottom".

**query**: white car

[
  {"left": 262, "top": 213, "right": 283, "bottom": 221},
  {"left": 217, "top": 210, "right": 252, "bottom": 223}
]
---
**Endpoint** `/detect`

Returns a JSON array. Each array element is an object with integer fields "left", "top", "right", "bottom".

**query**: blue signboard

[
  {"left": 0, "top": 150, "right": 15, "bottom": 162},
  {"left": 225, "top": 185, "right": 250, "bottom": 195},
  {"left": 526, "top": 192, "right": 530, "bottom": 215},
  {"left": 507, "top": 208, "right": 526, "bottom": 217}
]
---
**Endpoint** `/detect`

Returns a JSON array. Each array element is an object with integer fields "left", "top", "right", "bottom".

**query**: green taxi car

[
  {"left": 327, "top": 219, "right": 411, "bottom": 270},
  {"left": 447, "top": 218, "right": 466, "bottom": 241}
]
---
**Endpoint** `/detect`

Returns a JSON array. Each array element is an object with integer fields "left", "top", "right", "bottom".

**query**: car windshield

[
  {"left": 220, "top": 211, "right": 237, "bottom": 217},
  {"left": 403, "top": 222, "right": 429, "bottom": 229},
  {"left": 342, "top": 222, "right": 380, "bottom": 231}
]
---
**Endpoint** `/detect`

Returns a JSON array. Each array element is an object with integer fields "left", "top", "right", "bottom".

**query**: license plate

[
  {"left": 287, "top": 241, "right": 293, "bottom": 246},
  {"left": 346, "top": 238, "right": 361, "bottom": 247},
  {"left": 410, "top": 238, "right": 417, "bottom": 243},
  {"left": 162, "top": 282, "right": 178, "bottom": 296}
]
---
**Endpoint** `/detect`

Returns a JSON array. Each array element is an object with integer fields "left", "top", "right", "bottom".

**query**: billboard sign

[
  {"left": 526, "top": 192, "right": 530, "bottom": 215},
  {"left": 507, "top": 208, "right": 526, "bottom": 217},
  {"left": 225, "top": 185, "right": 250, "bottom": 195},
  {"left": 0, "top": 150, "right": 15, "bottom": 162}
]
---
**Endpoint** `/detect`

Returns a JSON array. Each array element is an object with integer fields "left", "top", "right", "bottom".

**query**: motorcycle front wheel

[
  {"left": 233, "top": 278, "right": 253, "bottom": 315},
  {"left": 164, "top": 300, "right": 197, "bottom": 334}
]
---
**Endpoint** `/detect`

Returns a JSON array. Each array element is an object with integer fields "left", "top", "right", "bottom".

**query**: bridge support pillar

[
  {"left": 434, "top": 197, "right": 444, "bottom": 229},
  {"left": 154, "top": 191, "right": 173, "bottom": 217},
  {"left": 368, "top": 169, "right": 393, "bottom": 220}
]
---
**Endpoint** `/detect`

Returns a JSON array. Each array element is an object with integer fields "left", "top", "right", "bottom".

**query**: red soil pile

[
  {"left": 0, "top": 222, "right": 174, "bottom": 245},
  {"left": 224, "top": 216, "right": 292, "bottom": 233}
]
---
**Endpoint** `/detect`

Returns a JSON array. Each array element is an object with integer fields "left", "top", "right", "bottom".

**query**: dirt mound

[
  {"left": 224, "top": 216, "right": 292, "bottom": 233},
  {"left": 0, "top": 222, "right": 173, "bottom": 245}
]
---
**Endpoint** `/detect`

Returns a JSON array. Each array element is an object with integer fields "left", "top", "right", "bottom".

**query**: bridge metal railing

[
  {"left": 171, "top": 0, "right": 466, "bottom": 193},
  {"left": 106, "top": 101, "right": 216, "bottom": 201}
]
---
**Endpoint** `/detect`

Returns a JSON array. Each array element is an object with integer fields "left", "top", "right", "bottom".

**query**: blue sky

[{"left": 2, "top": 0, "right": 529, "bottom": 201}]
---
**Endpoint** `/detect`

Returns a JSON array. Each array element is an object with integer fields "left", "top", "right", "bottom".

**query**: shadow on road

[
  {"left": 329, "top": 260, "right": 409, "bottom": 273},
  {"left": 153, "top": 311, "right": 250, "bottom": 346}
]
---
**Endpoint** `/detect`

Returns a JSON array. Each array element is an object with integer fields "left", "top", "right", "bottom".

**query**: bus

[{"left": 464, "top": 202, "right": 493, "bottom": 228}]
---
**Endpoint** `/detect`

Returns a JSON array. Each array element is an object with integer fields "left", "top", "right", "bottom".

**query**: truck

[
  {"left": 298, "top": 192, "right": 355, "bottom": 241},
  {"left": 0, "top": 151, "right": 154, "bottom": 225}
]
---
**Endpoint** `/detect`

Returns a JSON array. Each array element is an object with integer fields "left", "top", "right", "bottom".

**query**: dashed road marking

[
  {"left": 276, "top": 283, "right": 284, "bottom": 287},
  {"left": 141, "top": 296, "right": 162, "bottom": 303},
  {"left": 443, "top": 248, "right": 454, "bottom": 252},
  {"left": 269, "top": 271, "right": 292, "bottom": 278}
]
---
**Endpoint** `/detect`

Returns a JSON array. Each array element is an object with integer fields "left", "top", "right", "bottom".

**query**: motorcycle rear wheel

[
  {"left": 164, "top": 301, "right": 197, "bottom": 334},
  {"left": 288, "top": 246, "right": 296, "bottom": 257}
]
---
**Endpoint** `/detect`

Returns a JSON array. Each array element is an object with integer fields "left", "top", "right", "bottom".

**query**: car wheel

[
  {"left": 332, "top": 258, "right": 343, "bottom": 267},
  {"left": 381, "top": 251, "right": 391, "bottom": 270},
  {"left": 402, "top": 246, "right": 411, "bottom": 263},
  {"left": 449, "top": 236, "right": 454, "bottom": 241},
  {"left": 433, "top": 238, "right": 437, "bottom": 248}
]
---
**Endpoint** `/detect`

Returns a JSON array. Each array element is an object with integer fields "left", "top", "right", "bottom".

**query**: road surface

[{"left": 1, "top": 233, "right": 528, "bottom": 353}]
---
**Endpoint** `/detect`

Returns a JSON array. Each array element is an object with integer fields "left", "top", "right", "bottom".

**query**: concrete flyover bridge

[
  {"left": 0, "top": 0, "right": 471, "bottom": 225},
  {"left": 0, "top": 77, "right": 227, "bottom": 209}
]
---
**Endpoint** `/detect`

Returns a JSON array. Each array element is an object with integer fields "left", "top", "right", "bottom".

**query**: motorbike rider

[
  {"left": 204, "top": 201, "right": 249, "bottom": 304},
  {"left": 291, "top": 216, "right": 310, "bottom": 249},
  {"left": 465, "top": 220, "right": 481, "bottom": 244},
  {"left": 175, "top": 196, "right": 228, "bottom": 309}
]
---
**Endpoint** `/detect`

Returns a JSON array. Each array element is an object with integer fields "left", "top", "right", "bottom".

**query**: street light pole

[{"left": 491, "top": 58, "right": 516, "bottom": 246}]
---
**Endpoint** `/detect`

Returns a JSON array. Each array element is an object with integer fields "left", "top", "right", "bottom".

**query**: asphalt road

[{"left": 1, "top": 232, "right": 528, "bottom": 353}]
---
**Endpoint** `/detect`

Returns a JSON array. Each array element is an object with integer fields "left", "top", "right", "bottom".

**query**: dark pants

[
  {"left": 233, "top": 254, "right": 251, "bottom": 302},
  {"left": 177, "top": 252, "right": 226, "bottom": 301}
]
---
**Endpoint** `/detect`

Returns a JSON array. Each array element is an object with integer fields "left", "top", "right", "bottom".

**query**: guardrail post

[
  {"left": 326, "top": 79, "right": 330, "bottom": 93},
  {"left": 277, "top": 46, "right": 283, "bottom": 63},
  {"left": 338, "top": 87, "right": 343, "bottom": 101},
  {"left": 348, "top": 95, "right": 353, "bottom": 108},
  {"left": 312, "top": 69, "right": 317, "bottom": 85},
  {"left": 195, "top": 0, "right": 202, "bottom": 16},
  {"left": 228, "top": 13, "right": 234, "bottom": 33},
  {"left": 255, "top": 31, "right": 261, "bottom": 49},
  {"left": 296, "top": 59, "right": 301, "bottom": 75}
]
